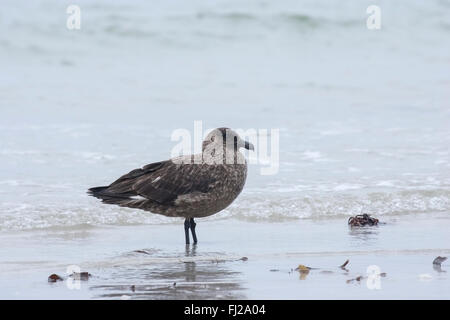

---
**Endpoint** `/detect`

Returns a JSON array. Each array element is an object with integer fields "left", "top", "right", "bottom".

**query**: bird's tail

[
  {"left": 87, "top": 186, "right": 110, "bottom": 199},
  {"left": 88, "top": 185, "right": 150, "bottom": 210},
  {"left": 87, "top": 185, "right": 137, "bottom": 205}
]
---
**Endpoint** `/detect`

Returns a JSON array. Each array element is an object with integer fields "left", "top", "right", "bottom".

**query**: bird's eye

[{"left": 211, "top": 136, "right": 215, "bottom": 142}]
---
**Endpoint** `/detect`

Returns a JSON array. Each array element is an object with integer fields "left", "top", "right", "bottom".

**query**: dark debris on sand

[
  {"left": 348, "top": 214, "right": 379, "bottom": 227},
  {"left": 340, "top": 259, "right": 349, "bottom": 269},
  {"left": 433, "top": 256, "right": 447, "bottom": 266},
  {"left": 48, "top": 271, "right": 92, "bottom": 283},
  {"left": 48, "top": 274, "right": 64, "bottom": 283},
  {"left": 71, "top": 272, "right": 91, "bottom": 281}
]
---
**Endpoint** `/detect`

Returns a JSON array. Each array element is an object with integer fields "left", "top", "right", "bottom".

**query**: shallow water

[{"left": 0, "top": 217, "right": 449, "bottom": 299}]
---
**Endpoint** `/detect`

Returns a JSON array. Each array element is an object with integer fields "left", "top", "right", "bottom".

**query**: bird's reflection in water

[
  {"left": 91, "top": 246, "right": 245, "bottom": 299},
  {"left": 184, "top": 244, "right": 197, "bottom": 281},
  {"left": 185, "top": 244, "right": 197, "bottom": 257}
]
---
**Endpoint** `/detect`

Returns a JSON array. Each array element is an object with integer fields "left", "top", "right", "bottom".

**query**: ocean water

[{"left": 1, "top": 0, "right": 449, "bottom": 231}]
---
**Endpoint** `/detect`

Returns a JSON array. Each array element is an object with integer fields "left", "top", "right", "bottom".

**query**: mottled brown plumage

[{"left": 88, "top": 128, "right": 254, "bottom": 225}]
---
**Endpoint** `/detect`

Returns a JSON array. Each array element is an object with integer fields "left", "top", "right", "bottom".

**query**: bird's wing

[{"left": 106, "top": 160, "right": 221, "bottom": 204}]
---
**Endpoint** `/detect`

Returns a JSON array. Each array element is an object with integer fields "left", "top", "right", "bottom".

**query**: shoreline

[{"left": 0, "top": 214, "right": 449, "bottom": 299}]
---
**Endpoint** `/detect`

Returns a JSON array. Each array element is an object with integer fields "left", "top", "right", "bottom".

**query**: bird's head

[{"left": 202, "top": 128, "right": 255, "bottom": 152}]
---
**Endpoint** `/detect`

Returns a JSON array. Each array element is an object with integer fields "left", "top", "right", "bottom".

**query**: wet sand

[{"left": 0, "top": 214, "right": 449, "bottom": 299}]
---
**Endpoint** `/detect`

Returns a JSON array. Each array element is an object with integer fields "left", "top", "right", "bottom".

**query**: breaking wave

[{"left": 1, "top": 188, "right": 449, "bottom": 231}]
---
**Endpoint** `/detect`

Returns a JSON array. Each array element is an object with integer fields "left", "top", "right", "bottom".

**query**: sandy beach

[{"left": 1, "top": 213, "right": 448, "bottom": 300}]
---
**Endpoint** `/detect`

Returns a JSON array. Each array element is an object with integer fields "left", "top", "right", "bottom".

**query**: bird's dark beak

[{"left": 244, "top": 141, "right": 255, "bottom": 151}]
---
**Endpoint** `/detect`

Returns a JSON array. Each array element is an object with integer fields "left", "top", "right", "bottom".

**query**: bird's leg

[
  {"left": 184, "top": 218, "right": 190, "bottom": 245},
  {"left": 190, "top": 218, "right": 198, "bottom": 244}
]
